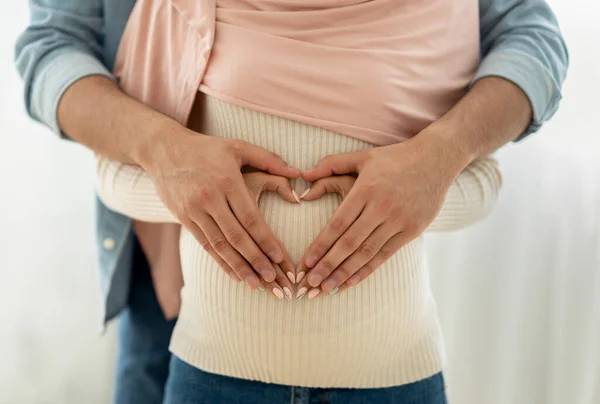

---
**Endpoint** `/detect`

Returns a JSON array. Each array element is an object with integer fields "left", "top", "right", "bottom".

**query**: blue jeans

[
  {"left": 164, "top": 356, "right": 448, "bottom": 404},
  {"left": 113, "top": 240, "right": 176, "bottom": 404}
]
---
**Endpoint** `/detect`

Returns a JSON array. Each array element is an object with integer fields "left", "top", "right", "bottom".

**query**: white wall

[
  {"left": 0, "top": 1, "right": 598, "bottom": 403},
  {"left": 0, "top": 4, "right": 116, "bottom": 404}
]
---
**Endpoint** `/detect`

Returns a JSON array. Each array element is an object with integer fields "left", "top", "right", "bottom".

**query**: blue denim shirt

[{"left": 14, "top": 0, "right": 569, "bottom": 328}]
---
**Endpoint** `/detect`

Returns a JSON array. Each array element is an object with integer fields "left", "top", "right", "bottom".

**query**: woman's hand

[
  {"left": 296, "top": 132, "right": 471, "bottom": 297},
  {"left": 142, "top": 128, "right": 301, "bottom": 290}
]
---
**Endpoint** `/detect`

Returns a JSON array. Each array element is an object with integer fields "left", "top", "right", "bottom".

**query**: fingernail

[
  {"left": 329, "top": 287, "right": 339, "bottom": 295},
  {"left": 258, "top": 285, "right": 265, "bottom": 291},
  {"left": 283, "top": 287, "right": 292, "bottom": 300},
  {"left": 322, "top": 279, "right": 337, "bottom": 292},
  {"left": 299, "top": 188, "right": 311, "bottom": 199},
  {"left": 295, "top": 271, "right": 305, "bottom": 283},
  {"left": 292, "top": 190, "right": 301, "bottom": 204},
  {"left": 287, "top": 272, "right": 296, "bottom": 284},
  {"left": 296, "top": 287, "right": 307, "bottom": 299},
  {"left": 272, "top": 288, "right": 284, "bottom": 299},
  {"left": 308, "top": 274, "right": 323, "bottom": 287},
  {"left": 268, "top": 249, "right": 283, "bottom": 263},
  {"left": 308, "top": 288, "right": 321, "bottom": 299},
  {"left": 348, "top": 274, "right": 361, "bottom": 286},
  {"left": 305, "top": 255, "right": 318, "bottom": 268},
  {"left": 244, "top": 274, "right": 260, "bottom": 288},
  {"left": 260, "top": 267, "right": 276, "bottom": 283}
]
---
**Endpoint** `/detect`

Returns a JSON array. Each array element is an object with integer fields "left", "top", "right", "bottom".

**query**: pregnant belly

[
  {"left": 171, "top": 95, "right": 440, "bottom": 383},
  {"left": 180, "top": 95, "right": 432, "bottom": 334},
  {"left": 178, "top": 187, "right": 430, "bottom": 336},
  {"left": 176, "top": 193, "right": 433, "bottom": 386}
]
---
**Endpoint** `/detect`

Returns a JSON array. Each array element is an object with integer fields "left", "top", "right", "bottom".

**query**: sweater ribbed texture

[{"left": 96, "top": 95, "right": 502, "bottom": 388}]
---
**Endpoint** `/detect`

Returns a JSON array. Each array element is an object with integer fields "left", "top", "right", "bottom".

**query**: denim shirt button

[{"left": 102, "top": 237, "right": 116, "bottom": 251}]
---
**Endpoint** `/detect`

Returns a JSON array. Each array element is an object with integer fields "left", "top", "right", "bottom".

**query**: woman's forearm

[
  {"left": 98, "top": 147, "right": 501, "bottom": 233},
  {"left": 96, "top": 157, "right": 179, "bottom": 223},
  {"left": 427, "top": 156, "right": 502, "bottom": 232}
]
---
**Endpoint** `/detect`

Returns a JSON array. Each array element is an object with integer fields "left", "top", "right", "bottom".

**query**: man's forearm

[
  {"left": 420, "top": 77, "right": 534, "bottom": 166},
  {"left": 57, "top": 75, "right": 179, "bottom": 166}
]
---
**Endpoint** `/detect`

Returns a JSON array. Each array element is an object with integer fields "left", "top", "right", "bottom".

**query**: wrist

[
  {"left": 427, "top": 77, "right": 532, "bottom": 160},
  {"left": 132, "top": 117, "right": 189, "bottom": 172},
  {"left": 410, "top": 122, "right": 474, "bottom": 175}
]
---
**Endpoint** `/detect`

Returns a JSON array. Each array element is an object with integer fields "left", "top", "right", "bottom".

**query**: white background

[{"left": 0, "top": 1, "right": 599, "bottom": 403}]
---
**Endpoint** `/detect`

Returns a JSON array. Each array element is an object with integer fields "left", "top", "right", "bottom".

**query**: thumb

[
  {"left": 230, "top": 140, "right": 301, "bottom": 179},
  {"left": 261, "top": 175, "right": 299, "bottom": 204},
  {"left": 302, "top": 150, "right": 369, "bottom": 182},
  {"left": 301, "top": 175, "right": 356, "bottom": 201},
  {"left": 244, "top": 172, "right": 299, "bottom": 205}
]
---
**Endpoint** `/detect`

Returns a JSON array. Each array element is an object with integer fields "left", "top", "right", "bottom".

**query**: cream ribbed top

[{"left": 96, "top": 96, "right": 501, "bottom": 388}]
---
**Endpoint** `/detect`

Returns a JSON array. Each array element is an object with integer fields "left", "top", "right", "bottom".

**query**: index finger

[
  {"left": 230, "top": 140, "right": 301, "bottom": 179},
  {"left": 226, "top": 185, "right": 295, "bottom": 277},
  {"left": 301, "top": 191, "right": 365, "bottom": 270},
  {"left": 258, "top": 263, "right": 295, "bottom": 300}
]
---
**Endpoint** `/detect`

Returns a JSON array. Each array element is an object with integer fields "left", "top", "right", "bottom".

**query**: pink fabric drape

[{"left": 112, "top": 0, "right": 480, "bottom": 318}]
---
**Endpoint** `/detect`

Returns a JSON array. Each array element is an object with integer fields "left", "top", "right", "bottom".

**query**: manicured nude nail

[
  {"left": 295, "top": 271, "right": 305, "bottom": 283},
  {"left": 258, "top": 285, "right": 265, "bottom": 291},
  {"left": 292, "top": 190, "right": 301, "bottom": 204},
  {"left": 299, "top": 188, "right": 311, "bottom": 199},
  {"left": 322, "top": 279, "right": 337, "bottom": 292},
  {"left": 283, "top": 287, "right": 292, "bottom": 300},
  {"left": 296, "top": 287, "right": 308, "bottom": 300},
  {"left": 272, "top": 288, "right": 285, "bottom": 299},
  {"left": 329, "top": 287, "right": 339, "bottom": 295},
  {"left": 308, "top": 288, "right": 321, "bottom": 299},
  {"left": 287, "top": 272, "right": 296, "bottom": 284}
]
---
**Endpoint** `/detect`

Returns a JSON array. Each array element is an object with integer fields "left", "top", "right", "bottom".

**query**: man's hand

[
  {"left": 242, "top": 170, "right": 302, "bottom": 299},
  {"left": 57, "top": 77, "right": 304, "bottom": 290},
  {"left": 296, "top": 131, "right": 470, "bottom": 295},
  {"left": 140, "top": 127, "right": 301, "bottom": 290},
  {"left": 295, "top": 77, "right": 533, "bottom": 296}
]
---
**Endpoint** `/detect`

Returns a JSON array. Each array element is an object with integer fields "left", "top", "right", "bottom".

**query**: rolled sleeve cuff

[
  {"left": 472, "top": 49, "right": 562, "bottom": 139},
  {"left": 31, "top": 50, "right": 114, "bottom": 138}
]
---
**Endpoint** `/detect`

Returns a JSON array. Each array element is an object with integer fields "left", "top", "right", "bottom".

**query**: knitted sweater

[{"left": 97, "top": 95, "right": 502, "bottom": 388}]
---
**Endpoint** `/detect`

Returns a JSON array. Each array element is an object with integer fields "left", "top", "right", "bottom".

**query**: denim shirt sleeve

[
  {"left": 475, "top": 0, "right": 569, "bottom": 139},
  {"left": 14, "top": 0, "right": 114, "bottom": 138}
]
